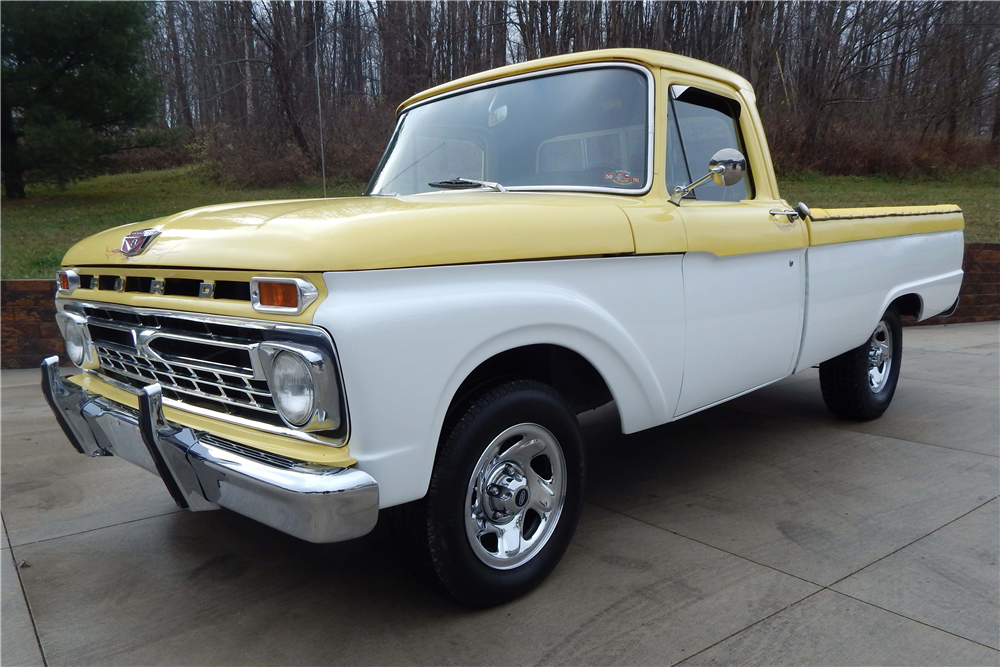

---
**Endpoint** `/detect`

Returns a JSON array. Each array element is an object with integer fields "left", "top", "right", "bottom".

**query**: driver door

[{"left": 668, "top": 84, "right": 808, "bottom": 416}]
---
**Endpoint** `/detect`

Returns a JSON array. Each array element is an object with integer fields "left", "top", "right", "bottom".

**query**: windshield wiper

[{"left": 428, "top": 177, "right": 508, "bottom": 193}]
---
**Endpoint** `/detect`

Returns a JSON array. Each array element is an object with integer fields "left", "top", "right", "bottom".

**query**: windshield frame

[{"left": 365, "top": 62, "right": 656, "bottom": 197}]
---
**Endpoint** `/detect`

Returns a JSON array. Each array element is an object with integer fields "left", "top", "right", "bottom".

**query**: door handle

[{"left": 769, "top": 209, "right": 799, "bottom": 223}]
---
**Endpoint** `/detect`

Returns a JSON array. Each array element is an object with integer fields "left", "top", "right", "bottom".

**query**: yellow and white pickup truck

[{"left": 45, "top": 48, "right": 963, "bottom": 606}]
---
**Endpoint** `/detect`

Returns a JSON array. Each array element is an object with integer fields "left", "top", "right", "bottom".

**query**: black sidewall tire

[
  {"left": 427, "top": 382, "right": 584, "bottom": 608},
  {"left": 819, "top": 306, "right": 903, "bottom": 421}
]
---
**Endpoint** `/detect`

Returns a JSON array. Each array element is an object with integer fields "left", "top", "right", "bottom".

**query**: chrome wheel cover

[
  {"left": 867, "top": 321, "right": 893, "bottom": 393},
  {"left": 464, "top": 423, "right": 567, "bottom": 570}
]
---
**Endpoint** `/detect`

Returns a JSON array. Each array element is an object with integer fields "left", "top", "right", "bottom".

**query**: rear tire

[
  {"left": 820, "top": 307, "right": 902, "bottom": 420},
  {"left": 391, "top": 379, "right": 584, "bottom": 608}
]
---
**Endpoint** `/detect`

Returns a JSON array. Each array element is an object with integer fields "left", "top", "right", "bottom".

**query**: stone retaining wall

[
  {"left": 1, "top": 279, "right": 65, "bottom": 370},
  {"left": 2, "top": 243, "right": 997, "bottom": 369},
  {"left": 909, "top": 242, "right": 998, "bottom": 326}
]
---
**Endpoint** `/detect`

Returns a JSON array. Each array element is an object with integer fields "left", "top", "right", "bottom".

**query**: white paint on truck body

[{"left": 315, "top": 229, "right": 963, "bottom": 509}]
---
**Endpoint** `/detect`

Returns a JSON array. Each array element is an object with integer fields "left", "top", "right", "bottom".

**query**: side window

[{"left": 666, "top": 85, "right": 752, "bottom": 201}]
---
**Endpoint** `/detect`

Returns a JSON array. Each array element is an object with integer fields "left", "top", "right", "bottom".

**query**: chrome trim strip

[
  {"left": 382, "top": 62, "right": 656, "bottom": 197},
  {"left": 810, "top": 208, "right": 962, "bottom": 222},
  {"left": 58, "top": 300, "right": 350, "bottom": 447},
  {"left": 67, "top": 300, "right": 275, "bottom": 329},
  {"left": 42, "top": 358, "right": 379, "bottom": 544}
]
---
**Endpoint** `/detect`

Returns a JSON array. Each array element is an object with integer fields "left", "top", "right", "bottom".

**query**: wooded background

[{"left": 139, "top": 0, "right": 1000, "bottom": 184}]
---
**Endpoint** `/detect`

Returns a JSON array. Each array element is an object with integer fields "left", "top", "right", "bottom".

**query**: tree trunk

[
  {"left": 269, "top": 2, "right": 311, "bottom": 157},
  {"left": 2, "top": 101, "right": 26, "bottom": 199},
  {"left": 166, "top": 2, "right": 193, "bottom": 129}
]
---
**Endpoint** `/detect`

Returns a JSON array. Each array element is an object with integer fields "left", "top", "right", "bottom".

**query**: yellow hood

[{"left": 63, "top": 193, "right": 636, "bottom": 272}]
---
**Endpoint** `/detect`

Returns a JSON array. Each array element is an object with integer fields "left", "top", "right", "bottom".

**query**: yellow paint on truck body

[
  {"left": 67, "top": 373, "right": 356, "bottom": 466},
  {"left": 62, "top": 193, "right": 636, "bottom": 272},
  {"left": 804, "top": 205, "right": 964, "bottom": 246}
]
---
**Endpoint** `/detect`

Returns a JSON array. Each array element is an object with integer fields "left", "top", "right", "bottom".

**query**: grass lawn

[
  {"left": 2, "top": 165, "right": 997, "bottom": 279},
  {"left": 779, "top": 167, "right": 998, "bottom": 244},
  {"left": 1, "top": 167, "right": 366, "bottom": 279}
]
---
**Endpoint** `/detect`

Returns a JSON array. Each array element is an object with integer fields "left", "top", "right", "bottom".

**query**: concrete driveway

[{"left": 3, "top": 322, "right": 997, "bottom": 666}]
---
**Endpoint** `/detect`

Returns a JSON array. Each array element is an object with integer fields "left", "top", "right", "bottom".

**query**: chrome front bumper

[{"left": 41, "top": 357, "right": 378, "bottom": 543}]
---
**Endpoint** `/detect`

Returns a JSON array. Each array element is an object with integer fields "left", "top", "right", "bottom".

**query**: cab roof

[{"left": 398, "top": 48, "right": 753, "bottom": 114}]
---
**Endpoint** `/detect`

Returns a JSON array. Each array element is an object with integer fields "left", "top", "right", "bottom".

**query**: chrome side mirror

[{"left": 670, "top": 148, "right": 747, "bottom": 205}]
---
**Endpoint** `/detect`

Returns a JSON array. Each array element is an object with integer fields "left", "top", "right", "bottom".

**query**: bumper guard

[{"left": 41, "top": 357, "right": 378, "bottom": 543}]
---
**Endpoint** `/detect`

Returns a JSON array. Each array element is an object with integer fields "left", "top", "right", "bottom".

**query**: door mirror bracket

[{"left": 670, "top": 148, "right": 747, "bottom": 205}]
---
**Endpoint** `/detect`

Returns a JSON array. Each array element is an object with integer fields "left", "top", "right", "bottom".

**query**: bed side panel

[{"left": 796, "top": 230, "right": 964, "bottom": 372}]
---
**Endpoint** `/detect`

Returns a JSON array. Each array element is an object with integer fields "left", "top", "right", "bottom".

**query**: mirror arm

[{"left": 670, "top": 165, "right": 725, "bottom": 205}]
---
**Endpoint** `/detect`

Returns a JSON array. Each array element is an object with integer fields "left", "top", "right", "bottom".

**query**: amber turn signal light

[
  {"left": 250, "top": 277, "right": 319, "bottom": 314},
  {"left": 55, "top": 270, "right": 79, "bottom": 295},
  {"left": 257, "top": 281, "right": 299, "bottom": 308}
]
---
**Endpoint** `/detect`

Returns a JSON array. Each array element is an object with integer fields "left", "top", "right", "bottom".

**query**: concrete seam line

[
  {"left": 589, "top": 501, "right": 826, "bottom": 587},
  {"left": 6, "top": 509, "right": 183, "bottom": 550},
  {"left": 667, "top": 588, "right": 826, "bottom": 667},
  {"left": 896, "top": 373, "right": 1000, "bottom": 394},
  {"left": 825, "top": 495, "right": 999, "bottom": 590},
  {"left": 828, "top": 589, "right": 1000, "bottom": 653},
  {"left": 4, "top": 516, "right": 48, "bottom": 667},
  {"left": 598, "top": 498, "right": 1000, "bottom": 664}
]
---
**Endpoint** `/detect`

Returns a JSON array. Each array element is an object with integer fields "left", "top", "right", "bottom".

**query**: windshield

[{"left": 367, "top": 66, "right": 651, "bottom": 196}]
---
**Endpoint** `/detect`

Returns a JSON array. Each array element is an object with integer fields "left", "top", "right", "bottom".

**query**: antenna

[{"left": 315, "top": 19, "right": 327, "bottom": 198}]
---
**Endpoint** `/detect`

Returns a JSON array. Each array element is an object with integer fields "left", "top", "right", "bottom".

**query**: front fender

[{"left": 315, "top": 256, "right": 684, "bottom": 507}]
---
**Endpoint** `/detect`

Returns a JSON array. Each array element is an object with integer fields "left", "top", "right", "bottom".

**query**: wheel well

[
  {"left": 890, "top": 293, "right": 922, "bottom": 319},
  {"left": 447, "top": 344, "right": 615, "bottom": 422}
]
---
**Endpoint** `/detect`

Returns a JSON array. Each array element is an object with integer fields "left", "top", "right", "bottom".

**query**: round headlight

[
  {"left": 63, "top": 320, "right": 86, "bottom": 366},
  {"left": 271, "top": 351, "right": 315, "bottom": 426}
]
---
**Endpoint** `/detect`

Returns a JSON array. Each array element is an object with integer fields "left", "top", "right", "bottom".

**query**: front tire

[
  {"left": 394, "top": 379, "right": 584, "bottom": 608},
  {"left": 820, "top": 307, "right": 902, "bottom": 420}
]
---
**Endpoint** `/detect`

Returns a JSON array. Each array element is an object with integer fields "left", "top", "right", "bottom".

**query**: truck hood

[{"left": 63, "top": 193, "right": 636, "bottom": 272}]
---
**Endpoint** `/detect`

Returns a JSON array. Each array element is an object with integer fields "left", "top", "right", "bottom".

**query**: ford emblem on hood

[{"left": 119, "top": 228, "right": 161, "bottom": 257}]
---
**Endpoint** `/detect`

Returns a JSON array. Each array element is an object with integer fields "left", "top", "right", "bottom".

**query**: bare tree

[{"left": 141, "top": 1, "right": 1000, "bottom": 183}]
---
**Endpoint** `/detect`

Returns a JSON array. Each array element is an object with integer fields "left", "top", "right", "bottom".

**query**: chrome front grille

[
  {"left": 96, "top": 345, "right": 278, "bottom": 418},
  {"left": 59, "top": 300, "right": 349, "bottom": 446},
  {"left": 83, "top": 307, "right": 284, "bottom": 428}
]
